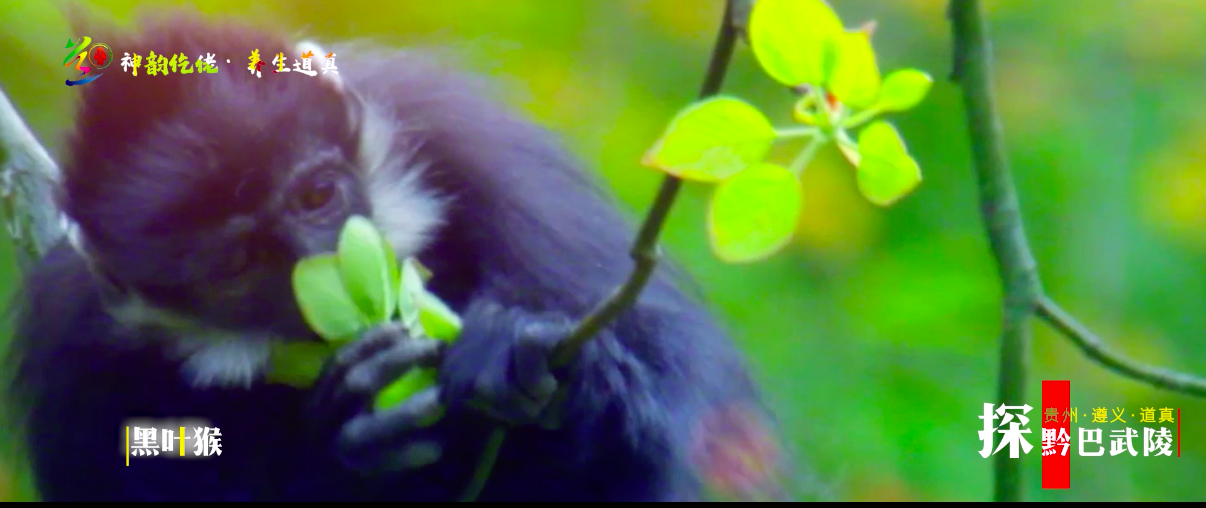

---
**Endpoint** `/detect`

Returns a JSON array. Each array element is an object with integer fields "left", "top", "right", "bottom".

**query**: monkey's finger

[
  {"left": 344, "top": 337, "right": 446, "bottom": 396},
  {"left": 339, "top": 387, "right": 444, "bottom": 469},
  {"left": 471, "top": 363, "right": 548, "bottom": 426},
  {"left": 308, "top": 324, "right": 406, "bottom": 423},
  {"left": 467, "top": 391, "right": 546, "bottom": 427},
  {"left": 335, "top": 322, "right": 408, "bottom": 368},
  {"left": 510, "top": 337, "right": 558, "bottom": 403},
  {"left": 519, "top": 317, "right": 574, "bottom": 349},
  {"left": 470, "top": 347, "right": 516, "bottom": 414},
  {"left": 535, "top": 386, "right": 570, "bottom": 431},
  {"left": 382, "top": 440, "right": 443, "bottom": 471},
  {"left": 512, "top": 320, "right": 567, "bottom": 400}
]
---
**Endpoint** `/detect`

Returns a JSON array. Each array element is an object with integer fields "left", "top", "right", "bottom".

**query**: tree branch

[
  {"left": 949, "top": 0, "right": 1206, "bottom": 501},
  {"left": 948, "top": 0, "right": 1040, "bottom": 501},
  {"left": 1037, "top": 297, "right": 1206, "bottom": 396},
  {"left": 0, "top": 84, "right": 65, "bottom": 267},
  {"left": 551, "top": 0, "right": 746, "bottom": 367},
  {"left": 458, "top": 1, "right": 749, "bottom": 501}
]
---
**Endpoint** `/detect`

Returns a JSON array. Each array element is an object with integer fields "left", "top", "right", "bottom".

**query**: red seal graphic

[{"left": 88, "top": 43, "right": 114, "bottom": 70}]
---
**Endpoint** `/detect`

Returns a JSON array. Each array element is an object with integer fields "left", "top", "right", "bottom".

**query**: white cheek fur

[
  {"left": 176, "top": 337, "right": 271, "bottom": 389},
  {"left": 356, "top": 97, "right": 448, "bottom": 261}
]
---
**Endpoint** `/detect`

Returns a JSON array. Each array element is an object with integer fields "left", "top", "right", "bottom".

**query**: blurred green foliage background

[{"left": 2, "top": 0, "right": 1205, "bottom": 501}]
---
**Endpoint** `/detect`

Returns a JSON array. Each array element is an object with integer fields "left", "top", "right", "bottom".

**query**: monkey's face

[
  {"left": 65, "top": 64, "right": 370, "bottom": 341},
  {"left": 150, "top": 144, "right": 370, "bottom": 340}
]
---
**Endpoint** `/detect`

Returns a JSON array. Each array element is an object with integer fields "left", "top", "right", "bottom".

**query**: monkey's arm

[
  {"left": 6, "top": 246, "right": 236, "bottom": 500},
  {"left": 7, "top": 245, "right": 346, "bottom": 501},
  {"left": 312, "top": 289, "right": 753, "bottom": 501},
  {"left": 439, "top": 291, "right": 761, "bottom": 501},
  {"left": 453, "top": 294, "right": 752, "bottom": 501}
]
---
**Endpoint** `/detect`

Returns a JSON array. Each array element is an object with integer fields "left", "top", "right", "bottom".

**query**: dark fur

[{"left": 5, "top": 14, "right": 766, "bottom": 501}]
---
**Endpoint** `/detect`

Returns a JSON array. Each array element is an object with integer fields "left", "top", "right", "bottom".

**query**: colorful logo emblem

[{"left": 64, "top": 36, "right": 108, "bottom": 86}]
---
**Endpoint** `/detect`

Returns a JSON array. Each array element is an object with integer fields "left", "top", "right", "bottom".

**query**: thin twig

[
  {"left": 1037, "top": 297, "right": 1206, "bottom": 396},
  {"left": 457, "top": 0, "right": 748, "bottom": 501},
  {"left": 0, "top": 84, "right": 65, "bottom": 267},
  {"left": 948, "top": 0, "right": 1041, "bottom": 502},
  {"left": 948, "top": 0, "right": 1206, "bottom": 502},
  {"left": 551, "top": 0, "right": 745, "bottom": 367},
  {"left": 455, "top": 426, "right": 508, "bottom": 502}
]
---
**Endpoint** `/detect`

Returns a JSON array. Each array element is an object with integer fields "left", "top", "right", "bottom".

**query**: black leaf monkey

[{"left": 3, "top": 12, "right": 773, "bottom": 502}]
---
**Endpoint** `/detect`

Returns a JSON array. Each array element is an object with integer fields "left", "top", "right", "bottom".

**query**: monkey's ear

[
  {"left": 296, "top": 39, "right": 362, "bottom": 141},
  {"left": 343, "top": 91, "right": 368, "bottom": 146}
]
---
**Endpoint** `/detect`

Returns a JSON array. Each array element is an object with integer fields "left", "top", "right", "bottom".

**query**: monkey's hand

[
  {"left": 438, "top": 302, "right": 574, "bottom": 430},
  {"left": 308, "top": 323, "right": 448, "bottom": 473}
]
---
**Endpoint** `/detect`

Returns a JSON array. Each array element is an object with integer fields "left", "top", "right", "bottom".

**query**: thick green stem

[
  {"left": 948, "top": 0, "right": 1206, "bottom": 502},
  {"left": 949, "top": 0, "right": 1041, "bottom": 501}
]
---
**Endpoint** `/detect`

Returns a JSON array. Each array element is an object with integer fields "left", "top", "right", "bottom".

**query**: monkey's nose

[{"left": 272, "top": 221, "right": 338, "bottom": 261}]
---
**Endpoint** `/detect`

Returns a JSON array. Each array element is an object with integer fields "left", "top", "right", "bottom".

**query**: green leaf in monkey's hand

[
  {"left": 417, "top": 290, "right": 463, "bottom": 342},
  {"left": 373, "top": 370, "right": 444, "bottom": 418},
  {"left": 375, "top": 258, "right": 464, "bottom": 411},
  {"left": 397, "top": 257, "right": 426, "bottom": 331},
  {"left": 855, "top": 120, "right": 922, "bottom": 206},
  {"left": 266, "top": 341, "right": 342, "bottom": 388},
  {"left": 292, "top": 254, "right": 369, "bottom": 341},
  {"left": 707, "top": 163, "right": 804, "bottom": 264},
  {"left": 337, "top": 215, "right": 398, "bottom": 323},
  {"left": 642, "top": 97, "right": 777, "bottom": 182}
]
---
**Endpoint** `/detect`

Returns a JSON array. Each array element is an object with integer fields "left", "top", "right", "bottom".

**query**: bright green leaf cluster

[
  {"left": 644, "top": 97, "right": 802, "bottom": 264},
  {"left": 749, "top": 0, "right": 932, "bottom": 121},
  {"left": 641, "top": 0, "right": 932, "bottom": 264},
  {"left": 270, "top": 215, "right": 463, "bottom": 412},
  {"left": 708, "top": 163, "right": 804, "bottom": 263},
  {"left": 856, "top": 121, "right": 921, "bottom": 206},
  {"left": 642, "top": 96, "right": 776, "bottom": 182}
]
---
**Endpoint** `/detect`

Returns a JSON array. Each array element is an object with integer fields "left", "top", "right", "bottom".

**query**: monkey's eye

[
  {"left": 300, "top": 181, "right": 335, "bottom": 210},
  {"left": 292, "top": 173, "right": 342, "bottom": 214}
]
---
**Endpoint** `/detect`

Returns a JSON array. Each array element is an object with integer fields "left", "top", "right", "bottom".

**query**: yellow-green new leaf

[
  {"left": 398, "top": 258, "right": 427, "bottom": 330},
  {"left": 748, "top": 0, "right": 844, "bottom": 88},
  {"left": 828, "top": 30, "right": 881, "bottom": 110},
  {"left": 292, "top": 254, "right": 369, "bottom": 341},
  {"left": 411, "top": 257, "right": 433, "bottom": 283},
  {"left": 265, "top": 342, "right": 340, "bottom": 388},
  {"left": 856, "top": 121, "right": 921, "bottom": 206},
  {"left": 398, "top": 257, "right": 462, "bottom": 342},
  {"left": 337, "top": 215, "right": 397, "bottom": 323},
  {"left": 417, "top": 290, "right": 463, "bottom": 342},
  {"left": 642, "top": 97, "right": 777, "bottom": 182},
  {"left": 376, "top": 257, "right": 462, "bottom": 412},
  {"left": 707, "top": 163, "right": 804, "bottom": 263},
  {"left": 374, "top": 369, "right": 438, "bottom": 411},
  {"left": 878, "top": 69, "right": 933, "bottom": 112},
  {"left": 386, "top": 238, "right": 401, "bottom": 310}
]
